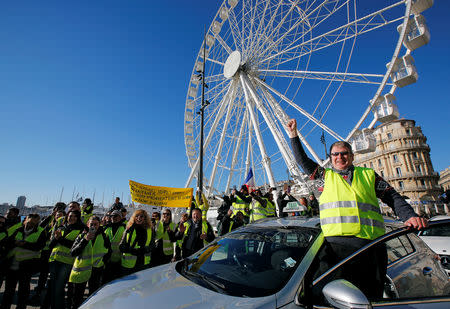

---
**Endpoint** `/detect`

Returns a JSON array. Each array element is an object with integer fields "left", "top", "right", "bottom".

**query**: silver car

[{"left": 81, "top": 217, "right": 450, "bottom": 309}]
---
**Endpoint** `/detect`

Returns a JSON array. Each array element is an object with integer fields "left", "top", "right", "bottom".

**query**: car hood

[
  {"left": 81, "top": 263, "right": 276, "bottom": 309},
  {"left": 419, "top": 236, "right": 450, "bottom": 255}
]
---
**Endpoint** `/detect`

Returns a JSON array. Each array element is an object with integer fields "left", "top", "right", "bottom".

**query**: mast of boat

[
  {"left": 59, "top": 186, "right": 64, "bottom": 202},
  {"left": 71, "top": 186, "right": 76, "bottom": 201}
]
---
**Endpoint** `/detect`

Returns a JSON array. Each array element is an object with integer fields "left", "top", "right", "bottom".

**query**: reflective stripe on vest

[
  {"left": 156, "top": 222, "right": 176, "bottom": 256},
  {"left": 9, "top": 226, "right": 45, "bottom": 261},
  {"left": 319, "top": 167, "right": 385, "bottom": 240},
  {"left": 106, "top": 225, "right": 125, "bottom": 263},
  {"left": 121, "top": 228, "right": 152, "bottom": 269},
  {"left": 49, "top": 229, "right": 81, "bottom": 265}
]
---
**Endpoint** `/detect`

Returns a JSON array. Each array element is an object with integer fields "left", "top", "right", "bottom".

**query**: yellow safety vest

[
  {"left": 69, "top": 233, "right": 109, "bottom": 283},
  {"left": 319, "top": 167, "right": 385, "bottom": 240},
  {"left": 121, "top": 228, "right": 152, "bottom": 269},
  {"left": 266, "top": 200, "right": 276, "bottom": 217},
  {"left": 250, "top": 199, "right": 268, "bottom": 222},
  {"left": 81, "top": 212, "right": 93, "bottom": 225},
  {"left": 156, "top": 221, "right": 176, "bottom": 256},
  {"left": 49, "top": 228, "right": 82, "bottom": 265},
  {"left": 183, "top": 221, "right": 210, "bottom": 247},
  {"left": 105, "top": 225, "right": 125, "bottom": 263},
  {"left": 8, "top": 227, "right": 44, "bottom": 261},
  {"left": 7, "top": 222, "right": 22, "bottom": 236},
  {"left": 232, "top": 196, "right": 250, "bottom": 217},
  {"left": 0, "top": 231, "right": 7, "bottom": 242}
]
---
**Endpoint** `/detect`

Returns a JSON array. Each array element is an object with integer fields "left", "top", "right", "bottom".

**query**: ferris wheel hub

[{"left": 223, "top": 51, "right": 241, "bottom": 79}]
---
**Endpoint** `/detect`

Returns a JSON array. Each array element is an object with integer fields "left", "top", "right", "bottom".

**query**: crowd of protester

[
  {"left": 0, "top": 187, "right": 319, "bottom": 308},
  {"left": 0, "top": 196, "right": 218, "bottom": 309},
  {"left": 215, "top": 184, "right": 319, "bottom": 236}
]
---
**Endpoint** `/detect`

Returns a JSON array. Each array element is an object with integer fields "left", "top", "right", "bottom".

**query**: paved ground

[{"left": 0, "top": 275, "right": 42, "bottom": 308}]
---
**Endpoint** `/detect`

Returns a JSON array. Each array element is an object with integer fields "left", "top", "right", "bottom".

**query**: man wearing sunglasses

[{"left": 287, "top": 118, "right": 427, "bottom": 299}]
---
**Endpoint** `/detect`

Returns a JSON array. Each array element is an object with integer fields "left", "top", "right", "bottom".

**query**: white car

[
  {"left": 81, "top": 217, "right": 450, "bottom": 309},
  {"left": 418, "top": 215, "right": 450, "bottom": 275}
]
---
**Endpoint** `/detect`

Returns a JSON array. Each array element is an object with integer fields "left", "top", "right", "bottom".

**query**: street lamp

[{"left": 197, "top": 28, "right": 210, "bottom": 196}]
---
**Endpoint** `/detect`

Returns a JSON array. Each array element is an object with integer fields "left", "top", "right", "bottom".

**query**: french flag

[{"left": 244, "top": 168, "right": 255, "bottom": 191}]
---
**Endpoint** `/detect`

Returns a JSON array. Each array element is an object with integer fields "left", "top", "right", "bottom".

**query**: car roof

[
  {"left": 429, "top": 215, "right": 450, "bottom": 221},
  {"left": 244, "top": 216, "right": 404, "bottom": 230}
]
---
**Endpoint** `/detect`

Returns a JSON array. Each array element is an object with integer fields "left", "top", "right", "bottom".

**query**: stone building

[
  {"left": 439, "top": 166, "right": 450, "bottom": 192},
  {"left": 353, "top": 119, "right": 440, "bottom": 203}
]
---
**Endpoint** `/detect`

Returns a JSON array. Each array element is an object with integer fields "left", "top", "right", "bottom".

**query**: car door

[{"left": 300, "top": 221, "right": 450, "bottom": 309}]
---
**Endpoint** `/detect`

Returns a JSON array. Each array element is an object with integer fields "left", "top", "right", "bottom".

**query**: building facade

[
  {"left": 354, "top": 119, "right": 440, "bottom": 203},
  {"left": 439, "top": 166, "right": 450, "bottom": 192},
  {"left": 16, "top": 195, "right": 26, "bottom": 209}
]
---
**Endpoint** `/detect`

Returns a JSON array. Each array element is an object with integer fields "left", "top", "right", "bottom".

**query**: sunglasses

[
  {"left": 331, "top": 151, "right": 350, "bottom": 157},
  {"left": 162, "top": 213, "right": 170, "bottom": 216}
]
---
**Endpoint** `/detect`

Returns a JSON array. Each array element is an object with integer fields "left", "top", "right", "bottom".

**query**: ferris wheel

[{"left": 183, "top": 0, "right": 433, "bottom": 196}]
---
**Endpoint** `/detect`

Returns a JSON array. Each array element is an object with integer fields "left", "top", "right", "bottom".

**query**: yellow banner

[{"left": 129, "top": 180, "right": 193, "bottom": 208}]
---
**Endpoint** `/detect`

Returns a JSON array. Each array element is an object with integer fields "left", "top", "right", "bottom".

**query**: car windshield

[
  {"left": 420, "top": 223, "right": 450, "bottom": 236},
  {"left": 176, "top": 225, "right": 320, "bottom": 297}
]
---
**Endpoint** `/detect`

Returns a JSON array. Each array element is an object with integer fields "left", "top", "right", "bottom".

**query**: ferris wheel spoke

[
  {"left": 259, "top": 69, "right": 390, "bottom": 86},
  {"left": 255, "top": 77, "right": 343, "bottom": 141},
  {"left": 256, "top": 0, "right": 348, "bottom": 62},
  {"left": 227, "top": 4, "right": 244, "bottom": 52},
  {"left": 207, "top": 83, "right": 239, "bottom": 196},
  {"left": 248, "top": 0, "right": 284, "bottom": 61},
  {"left": 185, "top": 81, "right": 236, "bottom": 187},
  {"left": 226, "top": 110, "right": 248, "bottom": 190},
  {"left": 212, "top": 32, "right": 234, "bottom": 55},
  {"left": 246, "top": 0, "right": 272, "bottom": 60},
  {"left": 255, "top": 76, "right": 324, "bottom": 166},
  {"left": 255, "top": 79, "right": 307, "bottom": 176},
  {"left": 240, "top": 73, "right": 276, "bottom": 187},
  {"left": 260, "top": 1, "right": 405, "bottom": 66},
  {"left": 204, "top": 73, "right": 226, "bottom": 84},
  {"left": 241, "top": 73, "right": 304, "bottom": 179}
]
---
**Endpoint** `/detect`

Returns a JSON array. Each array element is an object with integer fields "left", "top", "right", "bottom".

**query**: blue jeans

[{"left": 47, "top": 261, "right": 73, "bottom": 309}]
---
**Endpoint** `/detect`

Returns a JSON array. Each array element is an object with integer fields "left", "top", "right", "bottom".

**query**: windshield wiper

[{"left": 183, "top": 270, "right": 228, "bottom": 294}]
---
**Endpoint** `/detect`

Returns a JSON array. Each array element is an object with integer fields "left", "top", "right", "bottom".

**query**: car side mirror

[{"left": 322, "top": 279, "right": 371, "bottom": 309}]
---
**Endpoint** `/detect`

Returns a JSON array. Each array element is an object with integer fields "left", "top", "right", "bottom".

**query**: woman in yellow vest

[
  {"left": 68, "top": 216, "right": 111, "bottom": 309},
  {"left": 0, "top": 215, "right": 8, "bottom": 290},
  {"left": 1, "top": 213, "right": 45, "bottom": 309},
  {"left": 45, "top": 210, "right": 84, "bottom": 309},
  {"left": 119, "top": 209, "right": 153, "bottom": 277},
  {"left": 287, "top": 118, "right": 427, "bottom": 299},
  {"left": 155, "top": 209, "right": 177, "bottom": 265}
]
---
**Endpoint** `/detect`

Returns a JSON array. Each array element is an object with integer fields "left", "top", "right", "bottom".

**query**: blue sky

[{"left": 1, "top": 1, "right": 449, "bottom": 207}]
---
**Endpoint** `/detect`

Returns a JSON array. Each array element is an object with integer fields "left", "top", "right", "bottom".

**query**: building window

[
  {"left": 380, "top": 171, "right": 384, "bottom": 177},
  {"left": 420, "top": 179, "right": 425, "bottom": 186},
  {"left": 370, "top": 162, "right": 374, "bottom": 168},
  {"left": 393, "top": 154, "right": 398, "bottom": 163},
  {"left": 412, "top": 152, "right": 418, "bottom": 159},
  {"left": 387, "top": 132, "right": 392, "bottom": 140},
  {"left": 396, "top": 167, "right": 402, "bottom": 177},
  {"left": 378, "top": 159, "right": 382, "bottom": 167},
  {"left": 363, "top": 164, "right": 367, "bottom": 168},
  {"left": 399, "top": 181, "right": 404, "bottom": 190},
  {"left": 405, "top": 129, "right": 410, "bottom": 136},
  {"left": 416, "top": 165, "right": 422, "bottom": 174},
  {"left": 409, "top": 140, "right": 415, "bottom": 147}
]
